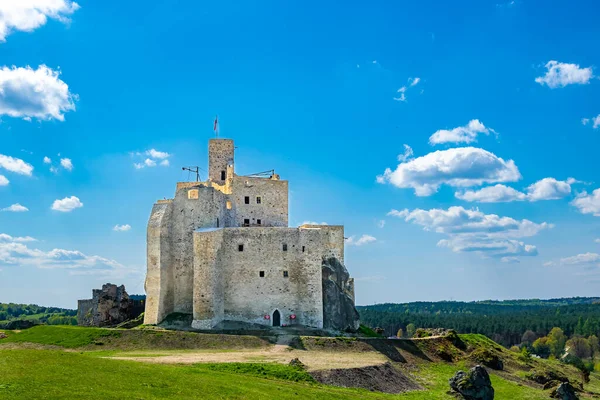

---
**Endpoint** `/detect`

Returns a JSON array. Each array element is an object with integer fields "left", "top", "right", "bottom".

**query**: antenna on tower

[{"left": 182, "top": 166, "right": 200, "bottom": 182}]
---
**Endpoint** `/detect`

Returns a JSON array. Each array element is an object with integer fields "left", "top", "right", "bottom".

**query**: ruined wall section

[
  {"left": 170, "top": 183, "right": 227, "bottom": 314},
  {"left": 208, "top": 139, "right": 234, "bottom": 185},
  {"left": 216, "top": 227, "right": 324, "bottom": 328},
  {"left": 230, "top": 176, "right": 288, "bottom": 227},
  {"left": 144, "top": 201, "right": 174, "bottom": 325}
]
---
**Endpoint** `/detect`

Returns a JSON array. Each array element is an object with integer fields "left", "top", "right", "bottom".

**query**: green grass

[
  {"left": 195, "top": 363, "right": 316, "bottom": 383},
  {"left": 395, "top": 363, "right": 550, "bottom": 400},
  {"left": 0, "top": 349, "right": 390, "bottom": 400},
  {"left": 2, "top": 325, "right": 120, "bottom": 348}
]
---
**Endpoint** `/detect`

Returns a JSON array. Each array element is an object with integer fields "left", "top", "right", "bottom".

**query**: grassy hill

[
  {"left": 0, "top": 303, "right": 77, "bottom": 327},
  {"left": 358, "top": 297, "right": 600, "bottom": 346},
  {"left": 1, "top": 325, "right": 599, "bottom": 399}
]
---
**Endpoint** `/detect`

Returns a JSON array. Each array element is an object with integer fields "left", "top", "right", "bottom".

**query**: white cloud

[
  {"left": 429, "top": 119, "right": 496, "bottom": 145},
  {"left": 0, "top": 65, "right": 76, "bottom": 121},
  {"left": 456, "top": 184, "right": 526, "bottom": 203},
  {"left": 51, "top": 196, "right": 82, "bottom": 212},
  {"left": 0, "top": 175, "right": 7, "bottom": 186},
  {"left": 0, "top": 154, "right": 34, "bottom": 176},
  {"left": 0, "top": 233, "right": 128, "bottom": 275},
  {"left": 535, "top": 60, "right": 594, "bottom": 89},
  {"left": 456, "top": 177, "right": 575, "bottom": 203},
  {"left": 388, "top": 206, "right": 551, "bottom": 260},
  {"left": 0, "top": 0, "right": 80, "bottom": 42},
  {"left": 393, "top": 86, "right": 407, "bottom": 102},
  {"left": 0, "top": 233, "right": 36, "bottom": 242},
  {"left": 595, "top": 239, "right": 600, "bottom": 244},
  {"left": 146, "top": 149, "right": 170, "bottom": 159},
  {"left": 346, "top": 234, "right": 377, "bottom": 246},
  {"left": 409, "top": 77, "right": 420, "bottom": 86},
  {"left": 43, "top": 156, "right": 51, "bottom": 164},
  {"left": 1, "top": 203, "right": 28, "bottom": 212},
  {"left": 397, "top": 144, "right": 413, "bottom": 162},
  {"left": 60, "top": 157, "right": 73, "bottom": 171},
  {"left": 300, "top": 221, "right": 328, "bottom": 226},
  {"left": 113, "top": 224, "right": 131, "bottom": 232},
  {"left": 582, "top": 114, "right": 600, "bottom": 129},
  {"left": 377, "top": 220, "right": 386, "bottom": 228},
  {"left": 377, "top": 147, "right": 521, "bottom": 196},
  {"left": 544, "top": 253, "right": 600, "bottom": 267},
  {"left": 571, "top": 189, "right": 600, "bottom": 217},
  {"left": 133, "top": 149, "right": 171, "bottom": 169}
]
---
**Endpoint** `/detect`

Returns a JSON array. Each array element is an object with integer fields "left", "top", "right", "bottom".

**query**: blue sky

[{"left": 1, "top": 0, "right": 600, "bottom": 309}]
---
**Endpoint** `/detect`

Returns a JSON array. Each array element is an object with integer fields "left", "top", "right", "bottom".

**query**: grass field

[{"left": 1, "top": 326, "right": 598, "bottom": 399}]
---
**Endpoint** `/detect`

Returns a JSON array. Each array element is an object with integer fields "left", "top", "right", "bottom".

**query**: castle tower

[{"left": 209, "top": 139, "right": 234, "bottom": 185}]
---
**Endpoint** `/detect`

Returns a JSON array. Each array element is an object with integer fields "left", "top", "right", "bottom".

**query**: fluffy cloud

[
  {"left": 1, "top": 203, "right": 28, "bottom": 212},
  {"left": 0, "top": 65, "right": 76, "bottom": 121},
  {"left": 377, "top": 147, "right": 521, "bottom": 196},
  {"left": 544, "top": 253, "right": 600, "bottom": 267},
  {"left": 133, "top": 149, "right": 171, "bottom": 169},
  {"left": 388, "top": 206, "right": 551, "bottom": 260},
  {"left": 113, "top": 224, "right": 131, "bottom": 232},
  {"left": 535, "top": 61, "right": 594, "bottom": 88},
  {"left": 582, "top": 114, "right": 600, "bottom": 129},
  {"left": 0, "top": 233, "right": 127, "bottom": 275},
  {"left": 346, "top": 234, "right": 377, "bottom": 246},
  {"left": 456, "top": 178, "right": 575, "bottom": 203},
  {"left": 397, "top": 144, "right": 413, "bottom": 162},
  {"left": 0, "top": 175, "right": 7, "bottom": 186},
  {"left": 300, "top": 221, "right": 328, "bottom": 226},
  {"left": 0, "top": 1, "right": 80, "bottom": 42},
  {"left": 429, "top": 119, "right": 496, "bottom": 145},
  {"left": 571, "top": 189, "right": 600, "bottom": 217},
  {"left": 0, "top": 154, "right": 34, "bottom": 176},
  {"left": 146, "top": 149, "right": 170, "bottom": 159},
  {"left": 60, "top": 158, "right": 73, "bottom": 171},
  {"left": 43, "top": 156, "right": 51, "bottom": 164},
  {"left": 409, "top": 77, "right": 420, "bottom": 86},
  {"left": 51, "top": 196, "right": 82, "bottom": 212}
]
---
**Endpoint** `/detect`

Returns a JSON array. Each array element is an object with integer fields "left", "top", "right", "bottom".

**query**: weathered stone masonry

[{"left": 144, "top": 138, "right": 359, "bottom": 331}]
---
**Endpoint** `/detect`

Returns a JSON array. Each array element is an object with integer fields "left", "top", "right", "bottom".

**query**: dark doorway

[{"left": 272, "top": 310, "right": 280, "bottom": 327}]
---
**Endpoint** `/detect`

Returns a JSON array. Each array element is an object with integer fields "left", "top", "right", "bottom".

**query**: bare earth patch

[{"left": 109, "top": 348, "right": 388, "bottom": 371}]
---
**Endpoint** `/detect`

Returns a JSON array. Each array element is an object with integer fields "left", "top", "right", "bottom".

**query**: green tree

[
  {"left": 567, "top": 337, "right": 592, "bottom": 359},
  {"left": 396, "top": 328, "right": 404, "bottom": 338},
  {"left": 589, "top": 335, "right": 599, "bottom": 359},
  {"left": 406, "top": 323, "right": 416, "bottom": 338},
  {"left": 532, "top": 337, "right": 551, "bottom": 358},
  {"left": 521, "top": 330, "right": 537, "bottom": 347},
  {"left": 548, "top": 327, "right": 567, "bottom": 358}
]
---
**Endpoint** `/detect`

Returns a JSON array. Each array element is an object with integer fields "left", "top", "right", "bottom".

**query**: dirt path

[{"left": 108, "top": 336, "right": 388, "bottom": 371}]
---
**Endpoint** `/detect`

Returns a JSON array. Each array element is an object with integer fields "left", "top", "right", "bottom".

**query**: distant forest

[
  {"left": 0, "top": 303, "right": 77, "bottom": 326},
  {"left": 358, "top": 297, "right": 600, "bottom": 347}
]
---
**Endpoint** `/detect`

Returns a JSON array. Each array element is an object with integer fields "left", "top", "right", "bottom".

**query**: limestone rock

[
  {"left": 0, "top": 331, "right": 7, "bottom": 339},
  {"left": 449, "top": 365, "right": 494, "bottom": 400},
  {"left": 551, "top": 382, "right": 578, "bottom": 400},
  {"left": 321, "top": 257, "right": 360, "bottom": 332},
  {"left": 288, "top": 358, "right": 307, "bottom": 370},
  {"left": 77, "top": 283, "right": 144, "bottom": 327}
]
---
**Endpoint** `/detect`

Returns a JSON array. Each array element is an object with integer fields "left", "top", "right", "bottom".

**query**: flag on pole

[{"left": 213, "top": 115, "right": 218, "bottom": 136}]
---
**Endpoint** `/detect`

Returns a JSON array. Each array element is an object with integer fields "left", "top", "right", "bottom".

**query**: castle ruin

[{"left": 144, "top": 138, "right": 359, "bottom": 331}]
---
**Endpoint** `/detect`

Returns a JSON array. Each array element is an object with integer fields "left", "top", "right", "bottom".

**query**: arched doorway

[{"left": 272, "top": 310, "right": 281, "bottom": 327}]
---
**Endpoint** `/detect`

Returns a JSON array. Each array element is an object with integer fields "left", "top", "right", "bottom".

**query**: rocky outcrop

[
  {"left": 551, "top": 382, "right": 578, "bottom": 400},
  {"left": 449, "top": 365, "right": 494, "bottom": 400},
  {"left": 77, "top": 283, "right": 144, "bottom": 327},
  {"left": 321, "top": 257, "right": 360, "bottom": 332}
]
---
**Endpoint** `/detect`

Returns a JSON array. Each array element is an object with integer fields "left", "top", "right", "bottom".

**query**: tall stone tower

[{"left": 208, "top": 139, "right": 234, "bottom": 185}]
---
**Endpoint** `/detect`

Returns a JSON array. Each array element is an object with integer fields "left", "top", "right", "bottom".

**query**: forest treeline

[
  {"left": 358, "top": 297, "right": 600, "bottom": 347},
  {"left": 0, "top": 302, "right": 77, "bottom": 326}
]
